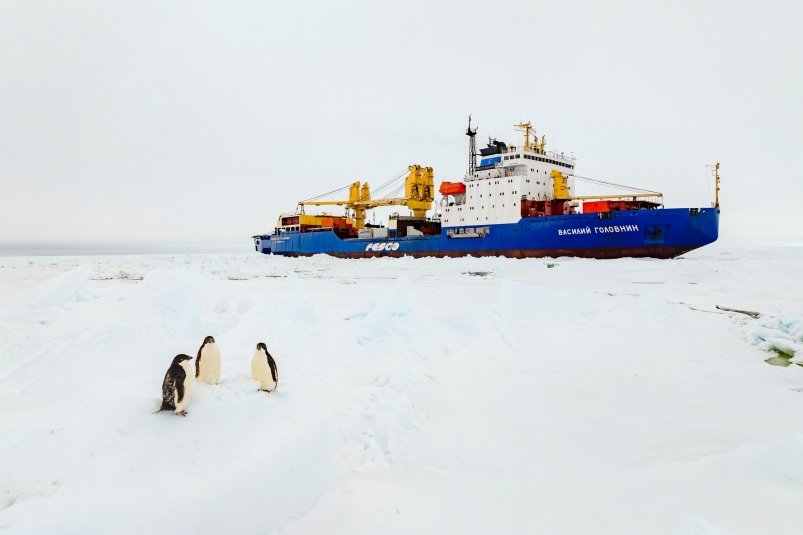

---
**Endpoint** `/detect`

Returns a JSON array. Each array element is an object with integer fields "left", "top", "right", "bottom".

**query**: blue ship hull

[{"left": 255, "top": 207, "right": 719, "bottom": 259}]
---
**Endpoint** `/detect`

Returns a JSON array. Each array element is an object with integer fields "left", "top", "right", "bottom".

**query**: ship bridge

[{"left": 442, "top": 121, "right": 579, "bottom": 228}]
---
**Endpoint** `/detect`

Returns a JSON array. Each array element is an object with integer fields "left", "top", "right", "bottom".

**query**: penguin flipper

[
  {"left": 161, "top": 370, "right": 177, "bottom": 411},
  {"left": 267, "top": 353, "right": 278, "bottom": 384},
  {"left": 195, "top": 340, "right": 212, "bottom": 378},
  {"left": 175, "top": 366, "right": 186, "bottom": 404}
]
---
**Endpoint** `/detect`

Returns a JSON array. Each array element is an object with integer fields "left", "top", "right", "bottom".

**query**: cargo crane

[
  {"left": 511, "top": 122, "right": 664, "bottom": 207},
  {"left": 551, "top": 170, "right": 663, "bottom": 203},
  {"left": 296, "top": 165, "right": 435, "bottom": 231},
  {"left": 520, "top": 169, "right": 665, "bottom": 217}
]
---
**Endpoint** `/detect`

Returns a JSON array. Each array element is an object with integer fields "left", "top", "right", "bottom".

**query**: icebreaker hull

[{"left": 255, "top": 207, "right": 719, "bottom": 260}]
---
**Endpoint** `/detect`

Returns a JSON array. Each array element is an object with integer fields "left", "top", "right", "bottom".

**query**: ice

[
  {"left": 27, "top": 264, "right": 95, "bottom": 309},
  {"left": 746, "top": 311, "right": 803, "bottom": 362},
  {"left": 1, "top": 246, "right": 803, "bottom": 533}
]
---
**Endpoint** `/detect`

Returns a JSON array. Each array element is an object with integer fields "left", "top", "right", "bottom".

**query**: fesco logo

[{"left": 365, "top": 242, "right": 400, "bottom": 252}]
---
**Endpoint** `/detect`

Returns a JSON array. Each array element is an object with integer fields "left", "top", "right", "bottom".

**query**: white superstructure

[{"left": 441, "top": 123, "right": 577, "bottom": 227}]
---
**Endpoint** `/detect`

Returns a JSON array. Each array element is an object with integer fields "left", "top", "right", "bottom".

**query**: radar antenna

[{"left": 466, "top": 115, "right": 478, "bottom": 175}]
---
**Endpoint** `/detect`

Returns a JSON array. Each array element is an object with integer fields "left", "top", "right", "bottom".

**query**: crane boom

[
  {"left": 551, "top": 170, "right": 663, "bottom": 202},
  {"left": 569, "top": 193, "right": 663, "bottom": 201},
  {"left": 297, "top": 165, "right": 434, "bottom": 229}
]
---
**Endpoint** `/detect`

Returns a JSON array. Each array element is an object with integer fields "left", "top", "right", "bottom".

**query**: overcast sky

[{"left": 1, "top": 0, "right": 801, "bottom": 249}]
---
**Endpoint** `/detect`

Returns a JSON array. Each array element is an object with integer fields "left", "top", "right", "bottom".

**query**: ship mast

[
  {"left": 466, "top": 115, "right": 477, "bottom": 175},
  {"left": 714, "top": 161, "right": 720, "bottom": 208},
  {"left": 514, "top": 121, "right": 534, "bottom": 152},
  {"left": 707, "top": 161, "right": 720, "bottom": 208}
]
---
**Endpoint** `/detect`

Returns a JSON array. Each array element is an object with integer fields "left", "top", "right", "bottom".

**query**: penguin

[
  {"left": 195, "top": 335, "right": 221, "bottom": 385},
  {"left": 251, "top": 342, "right": 278, "bottom": 392},
  {"left": 158, "top": 354, "right": 195, "bottom": 416}
]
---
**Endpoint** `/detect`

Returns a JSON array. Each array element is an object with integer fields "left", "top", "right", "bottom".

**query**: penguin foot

[{"left": 176, "top": 410, "right": 187, "bottom": 417}]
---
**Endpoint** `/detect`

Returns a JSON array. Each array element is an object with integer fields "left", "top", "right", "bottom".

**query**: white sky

[{"left": 1, "top": 0, "right": 801, "bottom": 247}]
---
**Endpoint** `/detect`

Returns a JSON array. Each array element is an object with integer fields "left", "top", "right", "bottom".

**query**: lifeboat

[{"left": 439, "top": 181, "right": 466, "bottom": 196}]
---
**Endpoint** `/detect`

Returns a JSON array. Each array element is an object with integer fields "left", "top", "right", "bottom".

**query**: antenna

[
  {"left": 713, "top": 162, "right": 720, "bottom": 208},
  {"left": 466, "top": 115, "right": 478, "bottom": 175}
]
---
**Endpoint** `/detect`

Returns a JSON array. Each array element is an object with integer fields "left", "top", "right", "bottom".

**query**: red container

[{"left": 583, "top": 201, "right": 609, "bottom": 213}]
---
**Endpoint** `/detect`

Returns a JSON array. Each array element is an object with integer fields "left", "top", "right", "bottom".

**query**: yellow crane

[{"left": 298, "top": 165, "right": 435, "bottom": 230}]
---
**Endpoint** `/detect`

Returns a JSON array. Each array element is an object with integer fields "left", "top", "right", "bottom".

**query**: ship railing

[{"left": 504, "top": 146, "right": 576, "bottom": 163}]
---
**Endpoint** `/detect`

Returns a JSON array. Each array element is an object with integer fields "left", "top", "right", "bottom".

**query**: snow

[{"left": 1, "top": 245, "right": 802, "bottom": 534}]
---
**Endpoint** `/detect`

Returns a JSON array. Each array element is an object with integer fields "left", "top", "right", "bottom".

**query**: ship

[{"left": 253, "top": 119, "right": 720, "bottom": 259}]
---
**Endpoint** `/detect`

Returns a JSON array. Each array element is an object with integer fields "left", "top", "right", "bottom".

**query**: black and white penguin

[
  {"left": 195, "top": 335, "right": 221, "bottom": 385},
  {"left": 251, "top": 342, "right": 278, "bottom": 392},
  {"left": 158, "top": 354, "right": 195, "bottom": 416}
]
